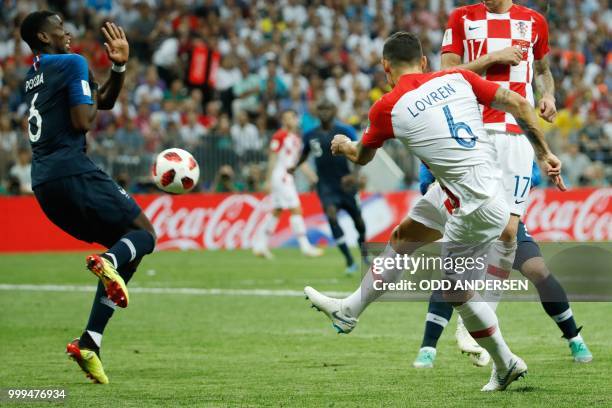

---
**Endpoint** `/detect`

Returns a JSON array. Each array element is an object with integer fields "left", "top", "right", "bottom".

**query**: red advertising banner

[{"left": 0, "top": 188, "right": 609, "bottom": 253}]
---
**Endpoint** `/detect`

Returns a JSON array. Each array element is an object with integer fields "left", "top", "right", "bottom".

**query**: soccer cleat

[
  {"left": 481, "top": 356, "right": 527, "bottom": 391},
  {"left": 86, "top": 254, "right": 129, "bottom": 308},
  {"left": 455, "top": 319, "right": 483, "bottom": 355},
  {"left": 345, "top": 263, "right": 358, "bottom": 275},
  {"left": 569, "top": 336, "right": 593, "bottom": 363},
  {"left": 253, "top": 247, "right": 274, "bottom": 260},
  {"left": 304, "top": 286, "right": 358, "bottom": 334},
  {"left": 302, "top": 246, "right": 324, "bottom": 257},
  {"left": 469, "top": 348, "right": 491, "bottom": 367},
  {"left": 413, "top": 347, "right": 436, "bottom": 368},
  {"left": 66, "top": 339, "right": 109, "bottom": 384}
]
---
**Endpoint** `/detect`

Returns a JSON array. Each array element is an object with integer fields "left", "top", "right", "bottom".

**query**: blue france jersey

[
  {"left": 23, "top": 54, "right": 96, "bottom": 188},
  {"left": 302, "top": 122, "right": 357, "bottom": 192}
]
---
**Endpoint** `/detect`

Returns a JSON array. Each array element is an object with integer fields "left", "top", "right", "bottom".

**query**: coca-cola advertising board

[{"left": 0, "top": 188, "right": 609, "bottom": 252}]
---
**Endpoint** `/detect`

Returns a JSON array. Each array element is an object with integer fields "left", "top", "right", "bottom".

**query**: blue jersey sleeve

[
  {"left": 419, "top": 163, "right": 435, "bottom": 195},
  {"left": 531, "top": 161, "right": 542, "bottom": 188},
  {"left": 60, "top": 54, "right": 93, "bottom": 106}
]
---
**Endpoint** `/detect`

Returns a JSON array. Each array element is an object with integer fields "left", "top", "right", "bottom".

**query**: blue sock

[
  {"left": 420, "top": 290, "right": 453, "bottom": 348},
  {"left": 104, "top": 230, "right": 155, "bottom": 269},
  {"left": 535, "top": 274, "right": 579, "bottom": 339},
  {"left": 329, "top": 218, "right": 354, "bottom": 266}
]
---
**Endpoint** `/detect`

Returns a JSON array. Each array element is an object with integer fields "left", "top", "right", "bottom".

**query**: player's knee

[
  {"left": 520, "top": 256, "right": 549, "bottom": 284},
  {"left": 390, "top": 224, "right": 419, "bottom": 245}
]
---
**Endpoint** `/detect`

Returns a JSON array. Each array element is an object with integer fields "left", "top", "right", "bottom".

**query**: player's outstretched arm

[
  {"left": 97, "top": 22, "right": 128, "bottom": 110},
  {"left": 330, "top": 134, "right": 375, "bottom": 165},
  {"left": 441, "top": 47, "right": 522, "bottom": 74},
  {"left": 491, "top": 87, "right": 566, "bottom": 191}
]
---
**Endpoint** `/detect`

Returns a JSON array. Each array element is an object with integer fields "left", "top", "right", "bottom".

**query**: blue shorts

[
  {"left": 513, "top": 221, "right": 542, "bottom": 270},
  {"left": 33, "top": 170, "right": 142, "bottom": 247},
  {"left": 317, "top": 185, "right": 361, "bottom": 219}
]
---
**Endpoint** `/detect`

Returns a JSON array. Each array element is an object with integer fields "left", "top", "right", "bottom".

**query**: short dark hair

[
  {"left": 382, "top": 31, "right": 423, "bottom": 66},
  {"left": 20, "top": 11, "right": 57, "bottom": 52}
]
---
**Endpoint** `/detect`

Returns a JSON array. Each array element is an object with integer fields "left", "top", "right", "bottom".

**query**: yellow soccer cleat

[
  {"left": 66, "top": 339, "right": 109, "bottom": 384},
  {"left": 86, "top": 254, "right": 129, "bottom": 308}
]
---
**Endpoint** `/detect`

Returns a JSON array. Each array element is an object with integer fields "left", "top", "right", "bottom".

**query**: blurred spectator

[
  {"left": 0, "top": 116, "right": 17, "bottom": 183},
  {"left": 116, "top": 118, "right": 145, "bottom": 155},
  {"left": 180, "top": 111, "right": 207, "bottom": 150},
  {"left": 231, "top": 111, "right": 262, "bottom": 157},
  {"left": 9, "top": 148, "right": 32, "bottom": 194},
  {"left": 134, "top": 66, "right": 165, "bottom": 108},
  {"left": 210, "top": 165, "right": 242, "bottom": 193},
  {"left": 559, "top": 144, "right": 592, "bottom": 187},
  {"left": 232, "top": 61, "right": 261, "bottom": 116}
]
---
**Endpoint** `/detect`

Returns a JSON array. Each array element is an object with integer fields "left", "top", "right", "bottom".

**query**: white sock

[
  {"left": 454, "top": 293, "right": 514, "bottom": 371},
  {"left": 254, "top": 214, "right": 279, "bottom": 250},
  {"left": 289, "top": 214, "right": 311, "bottom": 251},
  {"left": 86, "top": 330, "right": 103, "bottom": 348},
  {"left": 343, "top": 243, "right": 407, "bottom": 317},
  {"left": 482, "top": 240, "right": 517, "bottom": 311}
]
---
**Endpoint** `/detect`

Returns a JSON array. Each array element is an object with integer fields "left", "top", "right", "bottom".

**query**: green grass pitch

[{"left": 0, "top": 249, "right": 609, "bottom": 407}]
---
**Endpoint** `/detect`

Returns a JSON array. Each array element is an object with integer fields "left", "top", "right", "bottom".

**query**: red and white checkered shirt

[{"left": 441, "top": 3, "right": 550, "bottom": 134}]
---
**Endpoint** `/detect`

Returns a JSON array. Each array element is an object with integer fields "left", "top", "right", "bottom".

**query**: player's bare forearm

[
  {"left": 534, "top": 57, "right": 557, "bottom": 122},
  {"left": 331, "top": 134, "right": 375, "bottom": 165},
  {"left": 442, "top": 47, "right": 523, "bottom": 75},
  {"left": 441, "top": 52, "right": 492, "bottom": 75},
  {"left": 491, "top": 88, "right": 550, "bottom": 159},
  {"left": 97, "top": 71, "right": 125, "bottom": 110},
  {"left": 534, "top": 57, "right": 554, "bottom": 100},
  {"left": 98, "top": 21, "right": 128, "bottom": 110}
]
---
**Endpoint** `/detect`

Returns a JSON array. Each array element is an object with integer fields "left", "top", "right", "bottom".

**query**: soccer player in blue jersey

[
  {"left": 412, "top": 162, "right": 592, "bottom": 369},
  {"left": 291, "top": 99, "right": 367, "bottom": 274},
  {"left": 20, "top": 11, "right": 157, "bottom": 383}
]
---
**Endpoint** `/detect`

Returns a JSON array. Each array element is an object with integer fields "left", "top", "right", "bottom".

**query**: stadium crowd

[{"left": 0, "top": 0, "right": 610, "bottom": 195}]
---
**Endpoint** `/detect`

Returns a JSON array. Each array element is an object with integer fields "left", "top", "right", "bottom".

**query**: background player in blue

[
  {"left": 291, "top": 99, "right": 367, "bottom": 274},
  {"left": 413, "top": 162, "right": 592, "bottom": 369},
  {"left": 20, "top": 11, "right": 157, "bottom": 384}
]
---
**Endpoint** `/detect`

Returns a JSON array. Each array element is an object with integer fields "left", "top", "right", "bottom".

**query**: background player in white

[
  {"left": 253, "top": 110, "right": 322, "bottom": 258},
  {"left": 304, "top": 32, "right": 563, "bottom": 391},
  {"left": 420, "top": 0, "right": 592, "bottom": 363}
]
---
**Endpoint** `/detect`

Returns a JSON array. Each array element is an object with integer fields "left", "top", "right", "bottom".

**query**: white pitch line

[{"left": 0, "top": 284, "right": 350, "bottom": 298}]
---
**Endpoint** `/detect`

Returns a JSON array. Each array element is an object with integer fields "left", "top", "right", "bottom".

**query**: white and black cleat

[
  {"left": 304, "top": 286, "right": 358, "bottom": 334},
  {"left": 481, "top": 355, "right": 527, "bottom": 391}
]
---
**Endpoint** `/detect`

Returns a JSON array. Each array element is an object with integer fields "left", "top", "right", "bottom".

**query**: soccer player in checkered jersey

[
  {"left": 411, "top": 0, "right": 592, "bottom": 369},
  {"left": 253, "top": 110, "right": 323, "bottom": 259}
]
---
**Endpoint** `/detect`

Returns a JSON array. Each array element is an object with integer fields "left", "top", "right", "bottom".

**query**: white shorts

[
  {"left": 270, "top": 175, "right": 300, "bottom": 210},
  {"left": 490, "top": 131, "right": 534, "bottom": 216},
  {"left": 442, "top": 195, "right": 509, "bottom": 244},
  {"left": 408, "top": 183, "right": 448, "bottom": 234},
  {"left": 409, "top": 182, "right": 509, "bottom": 243}
]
